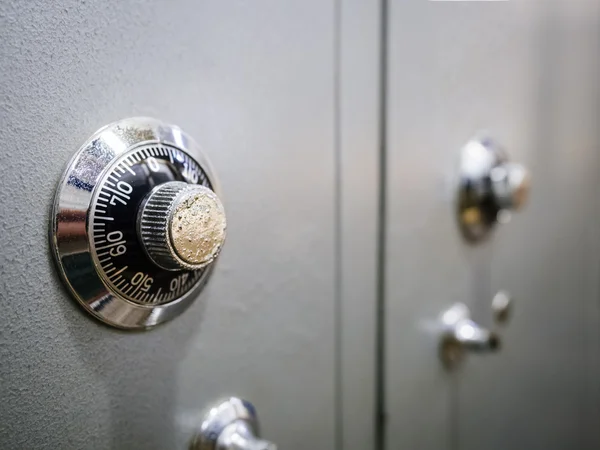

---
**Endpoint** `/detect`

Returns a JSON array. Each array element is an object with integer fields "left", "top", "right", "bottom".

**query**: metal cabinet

[
  {"left": 2, "top": 1, "right": 599, "bottom": 449},
  {"left": 0, "top": 1, "right": 378, "bottom": 448},
  {"left": 385, "top": 1, "right": 600, "bottom": 449}
]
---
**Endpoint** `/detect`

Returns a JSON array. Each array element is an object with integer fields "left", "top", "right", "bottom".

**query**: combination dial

[{"left": 51, "top": 118, "right": 226, "bottom": 330}]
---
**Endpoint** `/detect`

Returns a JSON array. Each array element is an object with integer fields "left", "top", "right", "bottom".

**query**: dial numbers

[{"left": 89, "top": 144, "right": 212, "bottom": 305}]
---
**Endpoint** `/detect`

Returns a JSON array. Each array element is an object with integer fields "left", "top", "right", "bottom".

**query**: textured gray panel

[{"left": 0, "top": 1, "right": 338, "bottom": 448}]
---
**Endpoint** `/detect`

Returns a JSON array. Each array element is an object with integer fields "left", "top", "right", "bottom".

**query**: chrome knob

[
  {"left": 191, "top": 398, "right": 277, "bottom": 450},
  {"left": 457, "top": 136, "right": 530, "bottom": 242},
  {"left": 492, "top": 290, "right": 513, "bottom": 325},
  {"left": 138, "top": 181, "right": 227, "bottom": 271},
  {"left": 439, "top": 303, "right": 500, "bottom": 368}
]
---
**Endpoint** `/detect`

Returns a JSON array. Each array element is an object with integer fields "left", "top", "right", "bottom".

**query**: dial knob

[{"left": 139, "top": 181, "right": 227, "bottom": 271}]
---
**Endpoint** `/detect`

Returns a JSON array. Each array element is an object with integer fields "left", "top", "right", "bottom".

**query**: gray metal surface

[
  {"left": 338, "top": 0, "right": 380, "bottom": 449},
  {"left": 384, "top": 2, "right": 476, "bottom": 447},
  {"left": 0, "top": 1, "right": 343, "bottom": 448},
  {"left": 386, "top": 1, "right": 600, "bottom": 449}
]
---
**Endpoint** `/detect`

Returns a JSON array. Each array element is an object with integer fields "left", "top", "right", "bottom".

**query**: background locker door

[
  {"left": 385, "top": 1, "right": 600, "bottom": 449},
  {"left": 460, "top": 3, "right": 600, "bottom": 449},
  {"left": 0, "top": 1, "right": 378, "bottom": 449}
]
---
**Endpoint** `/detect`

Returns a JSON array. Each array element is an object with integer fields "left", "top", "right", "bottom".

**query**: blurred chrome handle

[
  {"left": 216, "top": 421, "right": 276, "bottom": 450},
  {"left": 439, "top": 303, "right": 500, "bottom": 368},
  {"left": 191, "top": 397, "right": 277, "bottom": 450},
  {"left": 447, "top": 318, "right": 499, "bottom": 352}
]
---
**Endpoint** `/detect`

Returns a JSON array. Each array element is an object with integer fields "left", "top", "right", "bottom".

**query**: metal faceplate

[{"left": 50, "top": 117, "right": 224, "bottom": 330}]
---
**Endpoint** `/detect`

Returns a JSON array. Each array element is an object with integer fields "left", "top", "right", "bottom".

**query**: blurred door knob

[
  {"left": 457, "top": 136, "right": 531, "bottom": 242},
  {"left": 191, "top": 397, "right": 277, "bottom": 450}
]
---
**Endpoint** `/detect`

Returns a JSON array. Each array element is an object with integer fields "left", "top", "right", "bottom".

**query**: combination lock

[{"left": 50, "top": 118, "right": 226, "bottom": 329}]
